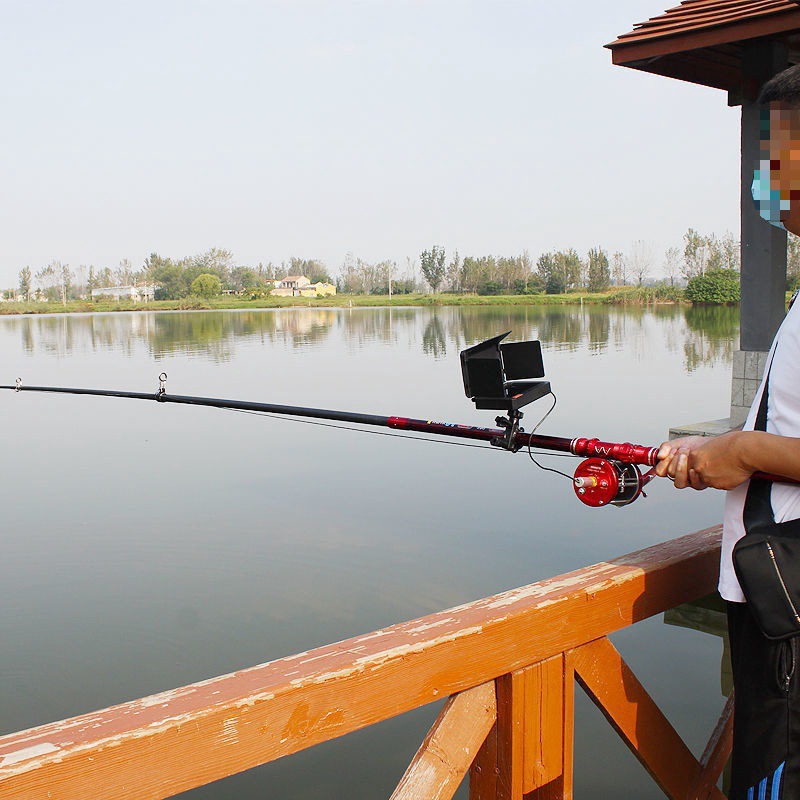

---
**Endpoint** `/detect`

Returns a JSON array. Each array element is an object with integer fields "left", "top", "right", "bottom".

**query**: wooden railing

[{"left": 0, "top": 525, "right": 730, "bottom": 800}]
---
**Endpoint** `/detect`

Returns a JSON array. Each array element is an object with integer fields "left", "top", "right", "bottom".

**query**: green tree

[
  {"left": 151, "top": 262, "right": 183, "bottom": 299},
  {"left": 18, "top": 266, "right": 31, "bottom": 301},
  {"left": 420, "top": 246, "right": 446, "bottom": 292},
  {"left": 193, "top": 248, "right": 234, "bottom": 283},
  {"left": 537, "top": 252, "right": 563, "bottom": 294},
  {"left": 230, "top": 266, "right": 261, "bottom": 291},
  {"left": 560, "top": 249, "right": 583, "bottom": 290},
  {"left": 685, "top": 269, "right": 740, "bottom": 305},
  {"left": 587, "top": 248, "right": 610, "bottom": 292},
  {"left": 682, "top": 228, "right": 720, "bottom": 279},
  {"left": 286, "top": 257, "right": 329, "bottom": 284},
  {"left": 538, "top": 250, "right": 582, "bottom": 294},
  {"left": 190, "top": 273, "right": 222, "bottom": 298}
]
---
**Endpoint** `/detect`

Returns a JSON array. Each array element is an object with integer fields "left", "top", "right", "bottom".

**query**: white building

[{"left": 91, "top": 285, "right": 155, "bottom": 302}]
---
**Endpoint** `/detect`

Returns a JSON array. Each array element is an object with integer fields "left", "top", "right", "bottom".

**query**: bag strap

[{"left": 743, "top": 353, "right": 776, "bottom": 531}]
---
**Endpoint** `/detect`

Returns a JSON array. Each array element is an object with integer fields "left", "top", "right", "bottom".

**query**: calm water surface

[{"left": 0, "top": 305, "right": 738, "bottom": 798}]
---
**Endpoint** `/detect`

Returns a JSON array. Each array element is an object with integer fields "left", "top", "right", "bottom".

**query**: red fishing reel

[{"left": 572, "top": 458, "right": 646, "bottom": 507}]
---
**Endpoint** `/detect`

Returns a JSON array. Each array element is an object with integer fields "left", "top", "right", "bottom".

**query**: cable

[{"left": 525, "top": 393, "right": 576, "bottom": 482}]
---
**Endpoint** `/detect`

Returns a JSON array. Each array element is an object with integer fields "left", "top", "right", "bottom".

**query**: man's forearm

[{"left": 734, "top": 431, "right": 800, "bottom": 482}]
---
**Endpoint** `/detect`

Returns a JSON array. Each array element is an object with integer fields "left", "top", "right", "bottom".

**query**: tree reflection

[
  {"left": 2, "top": 305, "right": 739, "bottom": 373},
  {"left": 682, "top": 306, "right": 739, "bottom": 372},
  {"left": 338, "top": 308, "right": 406, "bottom": 350},
  {"left": 6, "top": 310, "right": 339, "bottom": 363},
  {"left": 422, "top": 314, "right": 447, "bottom": 359}
]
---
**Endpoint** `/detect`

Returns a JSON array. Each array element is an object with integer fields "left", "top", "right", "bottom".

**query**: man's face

[{"left": 756, "top": 103, "right": 800, "bottom": 235}]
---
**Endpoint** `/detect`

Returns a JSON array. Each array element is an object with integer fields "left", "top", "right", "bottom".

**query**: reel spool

[{"left": 572, "top": 458, "right": 644, "bottom": 508}]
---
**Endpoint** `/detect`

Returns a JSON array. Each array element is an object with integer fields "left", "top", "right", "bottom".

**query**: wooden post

[{"left": 472, "top": 655, "right": 573, "bottom": 800}]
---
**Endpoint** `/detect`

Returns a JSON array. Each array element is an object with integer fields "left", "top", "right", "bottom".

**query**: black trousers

[{"left": 728, "top": 601, "right": 800, "bottom": 799}]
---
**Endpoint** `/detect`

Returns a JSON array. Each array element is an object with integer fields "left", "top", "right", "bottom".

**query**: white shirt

[{"left": 719, "top": 298, "right": 800, "bottom": 602}]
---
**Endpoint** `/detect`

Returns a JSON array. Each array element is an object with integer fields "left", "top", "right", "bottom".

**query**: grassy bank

[{"left": 0, "top": 287, "right": 691, "bottom": 316}]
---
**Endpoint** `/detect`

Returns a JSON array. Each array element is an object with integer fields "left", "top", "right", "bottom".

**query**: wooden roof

[{"left": 607, "top": 0, "right": 800, "bottom": 92}]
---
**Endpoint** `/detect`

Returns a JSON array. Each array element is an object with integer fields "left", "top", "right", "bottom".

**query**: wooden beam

[
  {"left": 0, "top": 527, "right": 721, "bottom": 800},
  {"left": 572, "top": 636, "right": 725, "bottom": 800},
  {"left": 495, "top": 670, "right": 527, "bottom": 800},
  {"left": 390, "top": 681, "right": 496, "bottom": 800},
  {"left": 692, "top": 692, "right": 734, "bottom": 800}
]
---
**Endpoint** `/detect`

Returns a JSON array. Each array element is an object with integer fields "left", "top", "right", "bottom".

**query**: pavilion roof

[{"left": 607, "top": 0, "right": 800, "bottom": 92}]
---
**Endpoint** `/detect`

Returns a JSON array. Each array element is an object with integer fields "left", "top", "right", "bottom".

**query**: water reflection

[
  {"left": 422, "top": 314, "right": 447, "bottom": 359},
  {"left": 683, "top": 306, "right": 739, "bottom": 372},
  {"left": 5, "top": 305, "right": 739, "bottom": 371}
]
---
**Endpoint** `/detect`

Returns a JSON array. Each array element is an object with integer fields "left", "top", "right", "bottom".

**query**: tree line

[
  {"left": 12, "top": 229, "right": 800, "bottom": 303},
  {"left": 14, "top": 249, "right": 333, "bottom": 302},
  {"left": 416, "top": 230, "right": 746, "bottom": 296}
]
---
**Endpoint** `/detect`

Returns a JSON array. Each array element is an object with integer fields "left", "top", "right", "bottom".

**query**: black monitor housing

[{"left": 460, "top": 332, "right": 550, "bottom": 413}]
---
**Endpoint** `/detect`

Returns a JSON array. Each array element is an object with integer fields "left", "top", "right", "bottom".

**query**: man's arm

[{"left": 656, "top": 431, "right": 800, "bottom": 490}]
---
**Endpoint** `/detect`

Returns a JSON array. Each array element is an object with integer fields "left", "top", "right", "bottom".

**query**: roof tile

[{"left": 609, "top": 0, "right": 797, "bottom": 49}]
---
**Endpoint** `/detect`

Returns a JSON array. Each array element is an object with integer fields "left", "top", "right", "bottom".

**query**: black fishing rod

[{"left": 3, "top": 332, "right": 785, "bottom": 508}]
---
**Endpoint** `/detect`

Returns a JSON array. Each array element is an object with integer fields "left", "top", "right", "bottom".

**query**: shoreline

[{"left": 0, "top": 289, "right": 692, "bottom": 316}]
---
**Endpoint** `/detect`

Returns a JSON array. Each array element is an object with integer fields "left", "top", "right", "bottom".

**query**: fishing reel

[{"left": 572, "top": 458, "right": 645, "bottom": 508}]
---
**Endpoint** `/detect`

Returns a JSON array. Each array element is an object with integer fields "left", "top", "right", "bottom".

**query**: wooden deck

[{"left": 0, "top": 525, "right": 729, "bottom": 800}]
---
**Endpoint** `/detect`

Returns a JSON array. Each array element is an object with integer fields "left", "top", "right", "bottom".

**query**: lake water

[{"left": 0, "top": 304, "right": 738, "bottom": 798}]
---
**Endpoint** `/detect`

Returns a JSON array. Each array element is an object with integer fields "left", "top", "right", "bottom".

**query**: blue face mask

[{"left": 752, "top": 161, "right": 788, "bottom": 230}]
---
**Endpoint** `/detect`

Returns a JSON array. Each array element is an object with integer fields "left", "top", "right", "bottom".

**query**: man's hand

[
  {"left": 656, "top": 432, "right": 753, "bottom": 490},
  {"left": 655, "top": 435, "right": 710, "bottom": 490}
]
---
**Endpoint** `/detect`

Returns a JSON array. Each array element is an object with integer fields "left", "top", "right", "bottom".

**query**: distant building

[
  {"left": 271, "top": 276, "right": 336, "bottom": 298},
  {"left": 91, "top": 284, "right": 155, "bottom": 302},
  {"left": 298, "top": 282, "right": 336, "bottom": 297}
]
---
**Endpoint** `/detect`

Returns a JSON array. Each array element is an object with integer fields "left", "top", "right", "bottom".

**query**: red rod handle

[
  {"left": 388, "top": 418, "right": 800, "bottom": 486},
  {"left": 569, "top": 438, "right": 658, "bottom": 466}
]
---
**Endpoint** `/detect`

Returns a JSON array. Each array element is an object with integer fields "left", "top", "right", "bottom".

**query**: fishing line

[
  {"left": 222, "top": 406, "right": 503, "bottom": 451},
  {"left": 222, "top": 404, "right": 579, "bottom": 463}
]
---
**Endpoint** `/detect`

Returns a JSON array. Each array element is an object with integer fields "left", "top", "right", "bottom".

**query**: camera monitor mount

[{"left": 460, "top": 331, "right": 550, "bottom": 413}]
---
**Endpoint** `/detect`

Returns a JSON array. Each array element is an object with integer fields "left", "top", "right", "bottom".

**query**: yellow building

[
  {"left": 271, "top": 276, "right": 336, "bottom": 298},
  {"left": 298, "top": 282, "right": 336, "bottom": 298}
]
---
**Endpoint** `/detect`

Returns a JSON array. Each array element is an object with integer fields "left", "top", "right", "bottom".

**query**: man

[{"left": 655, "top": 65, "right": 800, "bottom": 799}]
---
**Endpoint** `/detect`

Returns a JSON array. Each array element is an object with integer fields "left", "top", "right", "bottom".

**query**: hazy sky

[{"left": 0, "top": 1, "right": 741, "bottom": 287}]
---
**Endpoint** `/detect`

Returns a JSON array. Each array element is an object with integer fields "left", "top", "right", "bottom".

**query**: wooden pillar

[
  {"left": 739, "top": 39, "right": 788, "bottom": 353},
  {"left": 471, "top": 655, "right": 574, "bottom": 800}
]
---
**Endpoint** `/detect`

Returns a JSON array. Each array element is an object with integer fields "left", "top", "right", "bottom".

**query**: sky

[{"left": 0, "top": 0, "right": 741, "bottom": 288}]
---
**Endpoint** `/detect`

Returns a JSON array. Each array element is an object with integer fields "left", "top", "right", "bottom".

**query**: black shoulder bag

[{"left": 732, "top": 353, "right": 800, "bottom": 640}]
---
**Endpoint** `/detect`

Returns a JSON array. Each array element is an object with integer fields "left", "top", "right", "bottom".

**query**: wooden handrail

[{"left": 0, "top": 526, "right": 723, "bottom": 800}]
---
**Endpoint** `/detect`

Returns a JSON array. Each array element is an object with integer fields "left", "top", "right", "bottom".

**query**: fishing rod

[{"left": 1, "top": 332, "right": 787, "bottom": 508}]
